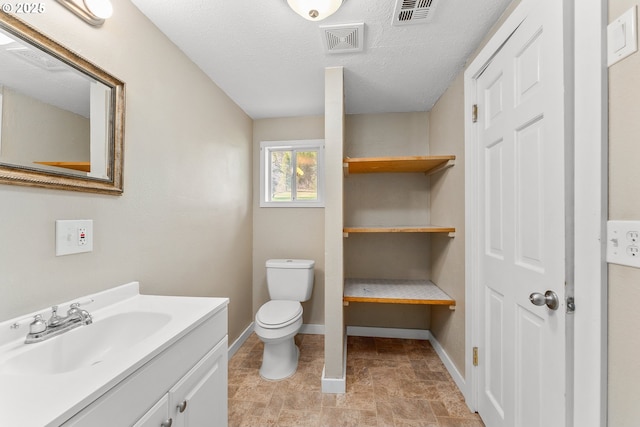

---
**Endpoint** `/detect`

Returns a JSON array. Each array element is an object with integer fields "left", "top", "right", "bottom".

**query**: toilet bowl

[
  {"left": 254, "top": 300, "right": 303, "bottom": 379},
  {"left": 254, "top": 259, "right": 314, "bottom": 380}
]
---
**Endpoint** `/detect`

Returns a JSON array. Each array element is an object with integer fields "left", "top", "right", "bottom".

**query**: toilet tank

[{"left": 266, "top": 259, "right": 315, "bottom": 302}]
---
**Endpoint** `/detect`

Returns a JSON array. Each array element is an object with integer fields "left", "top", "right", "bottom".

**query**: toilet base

[{"left": 259, "top": 337, "right": 300, "bottom": 381}]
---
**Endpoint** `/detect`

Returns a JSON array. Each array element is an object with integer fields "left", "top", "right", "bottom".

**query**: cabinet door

[
  {"left": 133, "top": 394, "right": 172, "bottom": 427},
  {"left": 170, "top": 336, "right": 228, "bottom": 427}
]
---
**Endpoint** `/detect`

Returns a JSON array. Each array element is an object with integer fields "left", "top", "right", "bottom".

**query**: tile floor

[{"left": 228, "top": 333, "right": 484, "bottom": 427}]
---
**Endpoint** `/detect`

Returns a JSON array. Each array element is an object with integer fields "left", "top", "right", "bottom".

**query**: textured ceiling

[
  {"left": 0, "top": 27, "right": 90, "bottom": 117},
  {"left": 130, "top": 0, "right": 512, "bottom": 120}
]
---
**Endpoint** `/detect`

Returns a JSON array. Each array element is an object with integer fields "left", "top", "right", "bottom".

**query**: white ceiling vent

[
  {"left": 320, "top": 23, "right": 364, "bottom": 54},
  {"left": 393, "top": 0, "right": 439, "bottom": 26},
  {"left": 7, "top": 47, "right": 67, "bottom": 72}
]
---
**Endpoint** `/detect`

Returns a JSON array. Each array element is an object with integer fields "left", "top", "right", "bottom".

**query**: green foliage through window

[{"left": 261, "top": 141, "right": 324, "bottom": 207}]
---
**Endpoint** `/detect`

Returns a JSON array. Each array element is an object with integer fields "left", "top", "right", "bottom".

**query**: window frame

[{"left": 260, "top": 139, "right": 325, "bottom": 208}]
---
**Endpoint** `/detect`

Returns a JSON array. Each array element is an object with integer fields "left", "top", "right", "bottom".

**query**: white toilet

[{"left": 254, "top": 259, "right": 315, "bottom": 380}]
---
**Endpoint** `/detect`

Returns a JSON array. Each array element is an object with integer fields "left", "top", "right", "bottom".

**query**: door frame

[{"left": 463, "top": 0, "right": 608, "bottom": 426}]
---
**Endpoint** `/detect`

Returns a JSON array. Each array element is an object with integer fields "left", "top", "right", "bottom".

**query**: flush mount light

[
  {"left": 56, "top": 0, "right": 113, "bottom": 27},
  {"left": 287, "top": 0, "right": 343, "bottom": 21}
]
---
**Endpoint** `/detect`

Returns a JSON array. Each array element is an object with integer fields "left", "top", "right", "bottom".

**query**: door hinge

[
  {"left": 472, "top": 104, "right": 478, "bottom": 123},
  {"left": 473, "top": 347, "right": 479, "bottom": 366}
]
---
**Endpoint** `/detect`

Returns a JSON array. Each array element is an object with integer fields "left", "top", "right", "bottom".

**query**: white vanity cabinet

[
  {"left": 135, "top": 337, "right": 228, "bottom": 427},
  {"left": 62, "top": 304, "right": 228, "bottom": 427},
  {"left": 134, "top": 395, "right": 171, "bottom": 427},
  {"left": 168, "top": 337, "right": 228, "bottom": 427}
]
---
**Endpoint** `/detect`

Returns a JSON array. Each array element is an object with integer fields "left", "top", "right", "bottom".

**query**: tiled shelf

[{"left": 343, "top": 278, "right": 455, "bottom": 307}]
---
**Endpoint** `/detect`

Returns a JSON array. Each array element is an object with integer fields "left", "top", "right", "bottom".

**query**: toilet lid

[{"left": 256, "top": 300, "right": 302, "bottom": 328}]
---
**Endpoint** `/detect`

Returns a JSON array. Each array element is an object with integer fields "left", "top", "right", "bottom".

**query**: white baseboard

[
  {"left": 428, "top": 333, "right": 466, "bottom": 397},
  {"left": 321, "top": 334, "right": 347, "bottom": 393},
  {"left": 321, "top": 367, "right": 346, "bottom": 394},
  {"left": 230, "top": 322, "right": 466, "bottom": 401},
  {"left": 228, "top": 321, "right": 255, "bottom": 359},
  {"left": 346, "top": 325, "right": 431, "bottom": 340},
  {"left": 229, "top": 322, "right": 322, "bottom": 358},
  {"left": 300, "top": 323, "right": 325, "bottom": 335},
  {"left": 347, "top": 326, "right": 466, "bottom": 397}
]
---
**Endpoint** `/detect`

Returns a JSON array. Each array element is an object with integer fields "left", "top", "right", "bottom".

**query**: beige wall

[
  {"left": 608, "top": 2, "right": 640, "bottom": 425},
  {"left": 252, "top": 116, "right": 326, "bottom": 325},
  {"left": 1, "top": 87, "right": 89, "bottom": 175},
  {"left": 428, "top": 73, "right": 466, "bottom": 374},
  {"left": 0, "top": 1, "right": 254, "bottom": 344},
  {"left": 344, "top": 112, "right": 432, "bottom": 330},
  {"left": 251, "top": 112, "right": 433, "bottom": 332},
  {"left": 425, "top": 0, "right": 522, "bottom": 377},
  {"left": 426, "top": 2, "right": 640, "bottom": 424}
]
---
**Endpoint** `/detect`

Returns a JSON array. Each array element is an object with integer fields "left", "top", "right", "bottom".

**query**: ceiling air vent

[
  {"left": 393, "top": 0, "right": 439, "bottom": 26},
  {"left": 7, "top": 47, "right": 67, "bottom": 71},
  {"left": 320, "top": 23, "right": 364, "bottom": 54}
]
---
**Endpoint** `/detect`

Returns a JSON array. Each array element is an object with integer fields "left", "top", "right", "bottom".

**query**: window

[{"left": 260, "top": 140, "right": 324, "bottom": 207}]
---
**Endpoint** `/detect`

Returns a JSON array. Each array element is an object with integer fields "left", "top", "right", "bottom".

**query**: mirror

[{"left": 0, "top": 11, "right": 124, "bottom": 194}]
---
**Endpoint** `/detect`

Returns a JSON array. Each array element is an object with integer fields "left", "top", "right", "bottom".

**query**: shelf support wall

[{"left": 323, "top": 66, "right": 346, "bottom": 393}]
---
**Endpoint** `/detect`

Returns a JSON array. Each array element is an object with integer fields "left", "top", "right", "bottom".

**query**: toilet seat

[{"left": 256, "top": 300, "right": 302, "bottom": 329}]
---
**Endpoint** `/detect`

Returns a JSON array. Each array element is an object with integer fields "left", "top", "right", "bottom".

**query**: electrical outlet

[
  {"left": 56, "top": 220, "right": 93, "bottom": 256},
  {"left": 78, "top": 227, "right": 87, "bottom": 246},
  {"left": 607, "top": 220, "right": 640, "bottom": 268}
]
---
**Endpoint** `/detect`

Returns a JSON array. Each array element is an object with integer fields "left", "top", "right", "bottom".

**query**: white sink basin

[
  {"left": 0, "top": 282, "right": 228, "bottom": 427},
  {"left": 0, "top": 311, "right": 172, "bottom": 376}
]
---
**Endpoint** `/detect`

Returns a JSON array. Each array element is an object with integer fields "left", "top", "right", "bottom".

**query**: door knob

[{"left": 529, "top": 290, "right": 560, "bottom": 310}]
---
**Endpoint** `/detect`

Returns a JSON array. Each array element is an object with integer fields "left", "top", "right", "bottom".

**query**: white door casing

[
  {"left": 572, "top": 0, "right": 608, "bottom": 426},
  {"left": 466, "top": 1, "right": 607, "bottom": 426},
  {"left": 466, "top": 0, "right": 568, "bottom": 426}
]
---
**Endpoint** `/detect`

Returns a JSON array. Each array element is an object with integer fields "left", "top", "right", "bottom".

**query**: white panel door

[{"left": 475, "top": 2, "right": 567, "bottom": 426}]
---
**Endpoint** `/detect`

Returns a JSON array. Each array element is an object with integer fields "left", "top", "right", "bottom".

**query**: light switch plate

[
  {"left": 56, "top": 220, "right": 93, "bottom": 256},
  {"left": 607, "top": 220, "right": 640, "bottom": 268},
  {"left": 608, "top": 5, "right": 638, "bottom": 66}
]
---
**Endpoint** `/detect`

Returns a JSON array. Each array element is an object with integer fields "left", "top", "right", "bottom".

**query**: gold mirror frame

[{"left": 0, "top": 11, "right": 125, "bottom": 195}]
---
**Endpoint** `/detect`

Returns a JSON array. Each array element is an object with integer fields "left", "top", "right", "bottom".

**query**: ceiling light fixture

[
  {"left": 287, "top": 0, "right": 343, "bottom": 21},
  {"left": 56, "top": 0, "right": 113, "bottom": 27}
]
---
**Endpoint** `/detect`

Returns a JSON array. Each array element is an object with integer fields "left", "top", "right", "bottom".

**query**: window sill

[{"left": 259, "top": 202, "right": 325, "bottom": 208}]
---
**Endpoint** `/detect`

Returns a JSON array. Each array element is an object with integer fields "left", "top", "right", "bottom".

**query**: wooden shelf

[
  {"left": 34, "top": 161, "right": 90, "bottom": 172},
  {"left": 343, "top": 155, "right": 455, "bottom": 175},
  {"left": 343, "top": 278, "right": 455, "bottom": 307},
  {"left": 343, "top": 225, "right": 455, "bottom": 236},
  {"left": 341, "top": 155, "right": 457, "bottom": 308}
]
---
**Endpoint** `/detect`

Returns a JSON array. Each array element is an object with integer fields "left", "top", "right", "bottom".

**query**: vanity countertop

[{"left": 0, "top": 282, "right": 228, "bottom": 427}]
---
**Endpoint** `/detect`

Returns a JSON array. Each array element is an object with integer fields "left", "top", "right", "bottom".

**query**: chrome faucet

[{"left": 25, "top": 303, "right": 93, "bottom": 344}]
